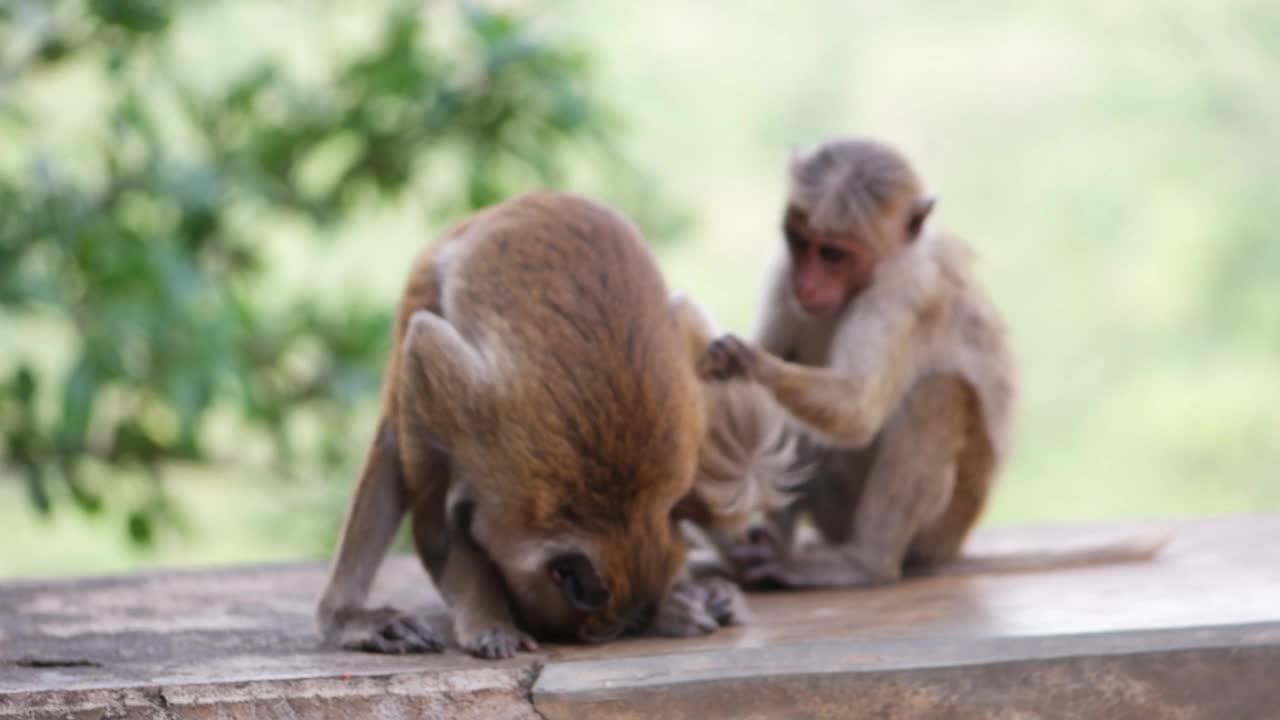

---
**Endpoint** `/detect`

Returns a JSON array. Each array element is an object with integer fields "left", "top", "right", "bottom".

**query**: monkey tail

[{"left": 906, "top": 534, "right": 1172, "bottom": 578}]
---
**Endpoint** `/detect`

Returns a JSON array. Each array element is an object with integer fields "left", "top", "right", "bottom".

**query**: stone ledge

[
  {"left": 536, "top": 624, "right": 1280, "bottom": 718},
  {"left": 2, "top": 514, "right": 1278, "bottom": 719}
]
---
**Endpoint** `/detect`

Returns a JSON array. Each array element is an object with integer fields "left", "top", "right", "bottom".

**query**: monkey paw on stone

[
  {"left": 458, "top": 625, "right": 539, "bottom": 660},
  {"left": 698, "top": 334, "right": 760, "bottom": 382},
  {"left": 648, "top": 577, "right": 749, "bottom": 637},
  {"left": 335, "top": 607, "right": 444, "bottom": 654}
]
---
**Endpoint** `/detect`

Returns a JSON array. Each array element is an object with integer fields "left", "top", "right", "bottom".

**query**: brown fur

[
  {"left": 697, "top": 138, "right": 1164, "bottom": 588},
  {"left": 317, "top": 191, "right": 714, "bottom": 658}
]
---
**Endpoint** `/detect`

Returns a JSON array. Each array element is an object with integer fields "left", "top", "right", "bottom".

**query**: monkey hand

[
  {"left": 457, "top": 623, "right": 539, "bottom": 660},
  {"left": 698, "top": 334, "right": 762, "bottom": 382},
  {"left": 647, "top": 576, "right": 748, "bottom": 637},
  {"left": 332, "top": 607, "right": 444, "bottom": 654},
  {"left": 700, "top": 575, "right": 750, "bottom": 627}
]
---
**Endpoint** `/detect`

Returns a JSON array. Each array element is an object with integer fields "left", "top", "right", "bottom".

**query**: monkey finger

[
  {"left": 394, "top": 616, "right": 445, "bottom": 652},
  {"left": 337, "top": 610, "right": 444, "bottom": 654},
  {"left": 675, "top": 605, "right": 720, "bottom": 636},
  {"left": 650, "top": 591, "right": 718, "bottom": 636},
  {"left": 718, "top": 335, "right": 758, "bottom": 375},
  {"left": 698, "top": 336, "right": 751, "bottom": 381},
  {"left": 702, "top": 578, "right": 749, "bottom": 626},
  {"left": 696, "top": 343, "right": 736, "bottom": 381}
]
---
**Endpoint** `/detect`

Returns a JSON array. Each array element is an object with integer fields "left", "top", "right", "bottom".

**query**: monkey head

[
  {"left": 783, "top": 137, "right": 936, "bottom": 317},
  {"left": 460, "top": 376, "right": 703, "bottom": 644}
]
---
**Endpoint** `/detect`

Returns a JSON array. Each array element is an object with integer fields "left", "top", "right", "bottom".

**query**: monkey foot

[
  {"left": 728, "top": 528, "right": 885, "bottom": 589},
  {"left": 334, "top": 607, "right": 444, "bottom": 654},
  {"left": 459, "top": 626, "right": 538, "bottom": 660}
]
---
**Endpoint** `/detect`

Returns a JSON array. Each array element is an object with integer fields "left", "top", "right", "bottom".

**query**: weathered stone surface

[{"left": 2, "top": 514, "right": 1278, "bottom": 718}]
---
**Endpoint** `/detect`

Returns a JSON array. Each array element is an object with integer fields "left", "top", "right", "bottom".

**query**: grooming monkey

[
  {"left": 697, "top": 137, "right": 1165, "bottom": 588},
  {"left": 316, "top": 191, "right": 740, "bottom": 659}
]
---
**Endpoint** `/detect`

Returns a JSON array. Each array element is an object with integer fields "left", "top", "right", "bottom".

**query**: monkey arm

[
  {"left": 751, "top": 306, "right": 923, "bottom": 449},
  {"left": 315, "top": 419, "right": 444, "bottom": 654},
  {"left": 436, "top": 529, "right": 539, "bottom": 659}
]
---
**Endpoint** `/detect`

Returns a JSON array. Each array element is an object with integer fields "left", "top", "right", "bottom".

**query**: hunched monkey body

[
  {"left": 697, "top": 138, "right": 1165, "bottom": 588},
  {"left": 316, "top": 190, "right": 736, "bottom": 659}
]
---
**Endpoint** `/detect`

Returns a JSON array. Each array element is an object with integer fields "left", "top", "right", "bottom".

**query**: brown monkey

[
  {"left": 316, "top": 191, "right": 739, "bottom": 659},
  {"left": 698, "top": 137, "right": 1164, "bottom": 588}
]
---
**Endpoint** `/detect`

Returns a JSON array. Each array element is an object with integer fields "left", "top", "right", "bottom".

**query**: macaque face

[
  {"left": 493, "top": 521, "right": 685, "bottom": 644},
  {"left": 476, "top": 487, "right": 689, "bottom": 644},
  {"left": 783, "top": 208, "right": 876, "bottom": 317}
]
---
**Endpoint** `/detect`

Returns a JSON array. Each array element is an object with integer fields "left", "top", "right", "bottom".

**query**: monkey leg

[
  {"left": 414, "top": 502, "right": 538, "bottom": 659},
  {"left": 730, "top": 444, "right": 868, "bottom": 576},
  {"left": 394, "top": 313, "right": 534, "bottom": 660},
  {"left": 908, "top": 397, "right": 995, "bottom": 566},
  {"left": 738, "top": 375, "right": 970, "bottom": 588},
  {"left": 315, "top": 420, "right": 443, "bottom": 654}
]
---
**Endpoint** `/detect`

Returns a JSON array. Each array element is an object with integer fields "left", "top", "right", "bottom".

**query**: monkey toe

[
  {"left": 462, "top": 627, "right": 537, "bottom": 660},
  {"left": 386, "top": 616, "right": 444, "bottom": 652},
  {"left": 335, "top": 608, "right": 444, "bottom": 654}
]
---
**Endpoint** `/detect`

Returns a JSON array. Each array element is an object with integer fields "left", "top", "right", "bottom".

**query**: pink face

[{"left": 783, "top": 209, "right": 876, "bottom": 317}]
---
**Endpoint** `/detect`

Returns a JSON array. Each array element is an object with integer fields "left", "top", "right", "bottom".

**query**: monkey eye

[
  {"left": 818, "top": 245, "right": 849, "bottom": 264},
  {"left": 785, "top": 229, "right": 808, "bottom": 254}
]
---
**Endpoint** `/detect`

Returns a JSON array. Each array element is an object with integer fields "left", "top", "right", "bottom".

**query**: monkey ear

[
  {"left": 787, "top": 143, "right": 817, "bottom": 176},
  {"left": 906, "top": 195, "right": 937, "bottom": 240},
  {"left": 548, "top": 552, "right": 610, "bottom": 612}
]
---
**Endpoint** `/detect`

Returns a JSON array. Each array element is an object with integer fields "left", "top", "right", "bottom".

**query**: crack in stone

[
  {"left": 146, "top": 687, "right": 176, "bottom": 720},
  {"left": 13, "top": 657, "right": 102, "bottom": 668},
  {"left": 521, "top": 659, "right": 550, "bottom": 720}
]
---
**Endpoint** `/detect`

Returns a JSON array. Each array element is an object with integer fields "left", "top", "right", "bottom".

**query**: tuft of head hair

[
  {"left": 692, "top": 383, "right": 811, "bottom": 532},
  {"left": 788, "top": 137, "right": 925, "bottom": 253}
]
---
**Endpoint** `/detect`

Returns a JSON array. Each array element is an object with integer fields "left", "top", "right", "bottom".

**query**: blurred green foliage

[
  {"left": 2, "top": 0, "right": 1277, "bottom": 578},
  {"left": 0, "top": 0, "right": 678, "bottom": 544}
]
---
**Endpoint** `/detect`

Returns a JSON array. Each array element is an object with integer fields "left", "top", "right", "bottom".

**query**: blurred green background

[{"left": 2, "top": 0, "right": 1277, "bottom": 579}]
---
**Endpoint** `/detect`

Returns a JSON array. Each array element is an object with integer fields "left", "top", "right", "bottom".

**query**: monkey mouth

[{"left": 798, "top": 300, "right": 842, "bottom": 318}]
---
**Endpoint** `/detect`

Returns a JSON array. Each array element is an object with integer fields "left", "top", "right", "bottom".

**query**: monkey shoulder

[{"left": 920, "top": 232, "right": 1018, "bottom": 459}]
